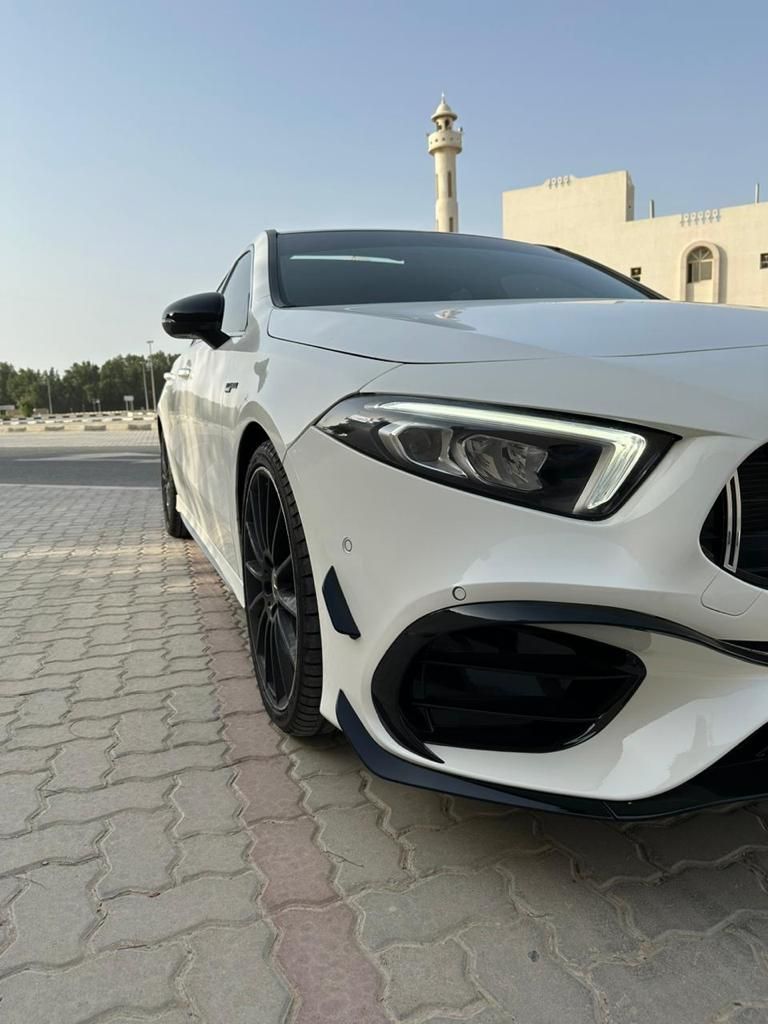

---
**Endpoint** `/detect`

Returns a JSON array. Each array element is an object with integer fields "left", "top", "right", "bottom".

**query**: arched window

[{"left": 687, "top": 246, "right": 714, "bottom": 283}]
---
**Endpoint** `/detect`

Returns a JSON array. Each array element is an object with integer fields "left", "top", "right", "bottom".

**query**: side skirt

[{"left": 179, "top": 507, "right": 245, "bottom": 606}]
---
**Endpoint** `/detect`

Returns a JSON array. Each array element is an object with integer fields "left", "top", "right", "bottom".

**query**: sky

[{"left": 1, "top": 0, "right": 766, "bottom": 370}]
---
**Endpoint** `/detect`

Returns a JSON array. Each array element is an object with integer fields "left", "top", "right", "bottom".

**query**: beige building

[
  {"left": 428, "top": 95, "right": 462, "bottom": 233},
  {"left": 502, "top": 170, "right": 768, "bottom": 307}
]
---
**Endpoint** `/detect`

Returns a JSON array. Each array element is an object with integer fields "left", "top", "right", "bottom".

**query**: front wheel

[{"left": 241, "top": 442, "right": 325, "bottom": 735}]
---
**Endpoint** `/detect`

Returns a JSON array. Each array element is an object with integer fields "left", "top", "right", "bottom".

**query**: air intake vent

[
  {"left": 701, "top": 443, "right": 768, "bottom": 588},
  {"left": 394, "top": 625, "right": 645, "bottom": 753}
]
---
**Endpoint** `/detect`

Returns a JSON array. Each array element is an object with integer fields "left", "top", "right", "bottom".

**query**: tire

[
  {"left": 241, "top": 441, "right": 325, "bottom": 735},
  {"left": 160, "top": 434, "right": 190, "bottom": 539}
]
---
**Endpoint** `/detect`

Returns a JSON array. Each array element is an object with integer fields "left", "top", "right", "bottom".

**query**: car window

[
  {"left": 275, "top": 231, "right": 653, "bottom": 307},
  {"left": 220, "top": 251, "right": 252, "bottom": 334}
]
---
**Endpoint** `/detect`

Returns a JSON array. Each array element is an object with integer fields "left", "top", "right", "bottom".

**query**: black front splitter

[{"left": 336, "top": 692, "right": 768, "bottom": 821}]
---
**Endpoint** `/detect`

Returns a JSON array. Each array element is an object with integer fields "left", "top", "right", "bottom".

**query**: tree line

[{"left": 0, "top": 352, "right": 178, "bottom": 417}]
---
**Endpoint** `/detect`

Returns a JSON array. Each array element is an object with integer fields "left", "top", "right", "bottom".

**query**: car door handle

[{"left": 176, "top": 366, "right": 192, "bottom": 379}]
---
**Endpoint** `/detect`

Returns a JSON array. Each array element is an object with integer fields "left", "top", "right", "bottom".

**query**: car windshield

[{"left": 274, "top": 230, "right": 654, "bottom": 307}]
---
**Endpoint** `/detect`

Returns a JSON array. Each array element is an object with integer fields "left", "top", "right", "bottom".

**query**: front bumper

[
  {"left": 336, "top": 689, "right": 768, "bottom": 820},
  {"left": 336, "top": 602, "right": 768, "bottom": 819},
  {"left": 285, "top": 427, "right": 768, "bottom": 806}
]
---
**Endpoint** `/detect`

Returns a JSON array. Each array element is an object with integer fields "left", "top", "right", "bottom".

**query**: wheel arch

[{"left": 235, "top": 421, "right": 272, "bottom": 537}]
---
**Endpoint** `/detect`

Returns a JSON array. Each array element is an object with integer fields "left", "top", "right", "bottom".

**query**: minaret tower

[{"left": 428, "top": 94, "right": 462, "bottom": 232}]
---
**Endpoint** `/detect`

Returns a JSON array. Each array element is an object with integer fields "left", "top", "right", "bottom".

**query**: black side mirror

[{"left": 161, "top": 292, "right": 228, "bottom": 349}]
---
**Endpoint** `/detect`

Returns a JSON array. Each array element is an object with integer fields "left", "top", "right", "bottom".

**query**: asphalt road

[{"left": 0, "top": 445, "right": 159, "bottom": 488}]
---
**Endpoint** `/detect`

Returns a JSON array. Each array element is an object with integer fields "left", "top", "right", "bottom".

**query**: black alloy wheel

[
  {"left": 242, "top": 442, "right": 325, "bottom": 734},
  {"left": 160, "top": 435, "right": 190, "bottom": 538}
]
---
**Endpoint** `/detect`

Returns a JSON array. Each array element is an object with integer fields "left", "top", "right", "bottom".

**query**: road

[{"left": 0, "top": 444, "right": 158, "bottom": 488}]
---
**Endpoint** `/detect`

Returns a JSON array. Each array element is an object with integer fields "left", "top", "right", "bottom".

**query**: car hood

[
  {"left": 371, "top": 344, "right": 768, "bottom": 439},
  {"left": 268, "top": 298, "right": 768, "bottom": 364}
]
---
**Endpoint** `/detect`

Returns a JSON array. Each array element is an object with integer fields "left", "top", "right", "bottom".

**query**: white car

[{"left": 159, "top": 229, "right": 768, "bottom": 819}]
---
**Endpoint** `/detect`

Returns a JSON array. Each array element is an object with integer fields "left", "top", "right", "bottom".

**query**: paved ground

[{"left": 2, "top": 445, "right": 768, "bottom": 1022}]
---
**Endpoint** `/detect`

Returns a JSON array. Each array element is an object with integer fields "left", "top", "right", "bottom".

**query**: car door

[
  {"left": 183, "top": 249, "right": 253, "bottom": 567},
  {"left": 160, "top": 344, "right": 195, "bottom": 513},
  {"left": 168, "top": 339, "right": 212, "bottom": 534}
]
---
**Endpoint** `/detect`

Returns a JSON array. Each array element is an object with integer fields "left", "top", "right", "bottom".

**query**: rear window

[{"left": 274, "top": 230, "right": 653, "bottom": 307}]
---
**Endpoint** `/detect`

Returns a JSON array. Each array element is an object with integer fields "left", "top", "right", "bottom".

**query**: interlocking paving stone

[
  {"left": 0, "top": 713, "right": 17, "bottom": 744},
  {"left": 0, "top": 821, "right": 103, "bottom": 876},
  {"left": 250, "top": 818, "right": 337, "bottom": 910},
  {"left": 274, "top": 904, "right": 390, "bottom": 1024},
  {"left": 169, "top": 718, "right": 223, "bottom": 747},
  {"left": 405, "top": 812, "right": 548, "bottom": 873},
  {"left": 172, "top": 767, "right": 242, "bottom": 835},
  {"left": 186, "top": 923, "right": 291, "bottom": 1023},
  {"left": 99, "top": 808, "right": 177, "bottom": 897},
  {"left": 39, "top": 778, "right": 171, "bottom": 825},
  {"left": 125, "top": 669, "right": 213, "bottom": 693},
  {"left": 223, "top": 710, "right": 283, "bottom": 759},
  {"left": 0, "top": 771, "right": 48, "bottom": 833},
  {"left": 14, "top": 690, "right": 72, "bottom": 727},
  {"left": 68, "top": 691, "right": 165, "bottom": 720},
  {"left": 611, "top": 862, "right": 768, "bottom": 939},
  {"left": 205, "top": 627, "right": 247, "bottom": 653},
  {"left": 289, "top": 738, "right": 361, "bottom": 778},
  {"left": 356, "top": 869, "right": 512, "bottom": 950},
  {"left": 0, "top": 944, "right": 187, "bottom": 1023},
  {"left": 316, "top": 803, "right": 409, "bottom": 893},
  {"left": 71, "top": 668, "right": 123, "bottom": 700},
  {"left": 94, "top": 873, "right": 262, "bottom": 949},
  {"left": 109, "top": 741, "right": 228, "bottom": 781},
  {"left": 363, "top": 775, "right": 454, "bottom": 831},
  {"left": 0, "top": 877, "right": 26, "bottom": 952},
  {"left": 113, "top": 707, "right": 170, "bottom": 753},
  {"left": 0, "top": 746, "right": 57, "bottom": 774},
  {"left": 70, "top": 715, "right": 119, "bottom": 738},
  {"left": 501, "top": 849, "right": 634, "bottom": 964},
  {"left": 209, "top": 677, "right": 264, "bottom": 716},
  {"left": 463, "top": 917, "right": 596, "bottom": 1023},
  {"left": 47, "top": 736, "right": 115, "bottom": 791},
  {"left": 0, "top": 673, "right": 80, "bottom": 697},
  {"left": 592, "top": 930, "right": 768, "bottom": 1024},
  {"left": 301, "top": 768, "right": 367, "bottom": 811},
  {"left": 8, "top": 720, "right": 107, "bottom": 749},
  {"left": 177, "top": 831, "right": 252, "bottom": 880},
  {"left": 731, "top": 1010, "right": 768, "bottom": 1024},
  {"left": 0, "top": 862, "right": 101, "bottom": 974},
  {"left": 538, "top": 814, "right": 658, "bottom": 886},
  {"left": 237, "top": 758, "right": 305, "bottom": 822},
  {"left": 380, "top": 938, "right": 479, "bottom": 1019},
  {"left": 167, "top": 684, "right": 220, "bottom": 722},
  {"left": 635, "top": 808, "right": 768, "bottom": 870}
]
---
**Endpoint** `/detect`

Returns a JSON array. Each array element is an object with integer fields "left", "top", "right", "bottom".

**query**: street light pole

[
  {"left": 146, "top": 340, "right": 158, "bottom": 412},
  {"left": 142, "top": 359, "right": 150, "bottom": 411},
  {"left": 46, "top": 371, "right": 53, "bottom": 415}
]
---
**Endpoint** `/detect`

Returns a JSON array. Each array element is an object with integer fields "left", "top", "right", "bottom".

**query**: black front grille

[
  {"left": 701, "top": 443, "right": 768, "bottom": 588},
  {"left": 394, "top": 624, "right": 645, "bottom": 753}
]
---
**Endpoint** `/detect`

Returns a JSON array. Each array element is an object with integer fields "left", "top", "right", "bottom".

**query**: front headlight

[{"left": 316, "top": 395, "right": 676, "bottom": 518}]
